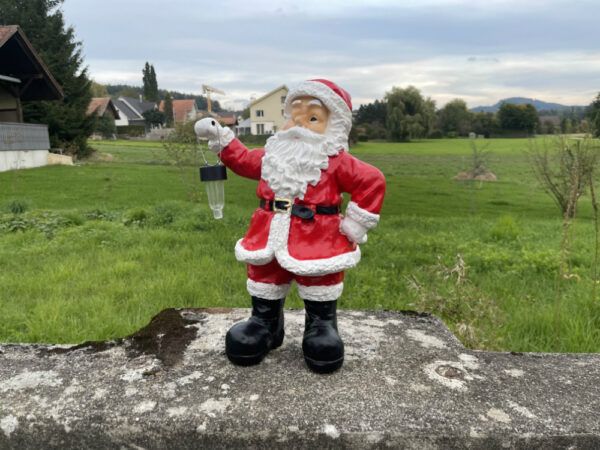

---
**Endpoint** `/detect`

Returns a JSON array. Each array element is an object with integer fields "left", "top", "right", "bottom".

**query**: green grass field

[{"left": 1, "top": 138, "right": 599, "bottom": 353}]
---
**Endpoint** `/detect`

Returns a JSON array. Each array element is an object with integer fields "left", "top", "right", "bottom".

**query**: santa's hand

[
  {"left": 194, "top": 118, "right": 234, "bottom": 153},
  {"left": 340, "top": 216, "right": 368, "bottom": 244}
]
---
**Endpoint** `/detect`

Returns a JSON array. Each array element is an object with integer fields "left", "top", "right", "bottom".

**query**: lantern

[{"left": 200, "top": 163, "right": 227, "bottom": 219}]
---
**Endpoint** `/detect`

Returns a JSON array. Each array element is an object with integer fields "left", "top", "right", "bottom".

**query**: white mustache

[{"left": 275, "top": 126, "right": 325, "bottom": 143}]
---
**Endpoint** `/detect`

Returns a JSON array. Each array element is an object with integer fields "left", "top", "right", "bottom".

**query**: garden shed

[{"left": 0, "top": 25, "right": 64, "bottom": 172}]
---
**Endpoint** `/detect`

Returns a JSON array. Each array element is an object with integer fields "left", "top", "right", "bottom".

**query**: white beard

[{"left": 261, "top": 127, "right": 341, "bottom": 200}]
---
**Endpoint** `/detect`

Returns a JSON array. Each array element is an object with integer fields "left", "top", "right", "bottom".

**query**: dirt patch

[
  {"left": 453, "top": 165, "right": 498, "bottom": 182},
  {"left": 38, "top": 308, "right": 233, "bottom": 367}
]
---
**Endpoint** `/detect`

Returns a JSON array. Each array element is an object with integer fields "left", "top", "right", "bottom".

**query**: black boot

[
  {"left": 225, "top": 296, "right": 285, "bottom": 366},
  {"left": 302, "top": 300, "right": 344, "bottom": 373}
]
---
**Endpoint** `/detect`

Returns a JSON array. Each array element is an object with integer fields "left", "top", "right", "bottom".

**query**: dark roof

[
  {"left": 120, "top": 96, "right": 156, "bottom": 115},
  {"left": 112, "top": 98, "right": 140, "bottom": 120},
  {"left": 0, "top": 25, "right": 63, "bottom": 100}
]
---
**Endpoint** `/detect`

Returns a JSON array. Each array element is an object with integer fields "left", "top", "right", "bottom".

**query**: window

[
  {"left": 256, "top": 110, "right": 264, "bottom": 117},
  {"left": 257, "top": 124, "right": 265, "bottom": 134},
  {"left": 281, "top": 109, "right": 284, "bottom": 117},
  {"left": 281, "top": 96, "right": 286, "bottom": 104}
]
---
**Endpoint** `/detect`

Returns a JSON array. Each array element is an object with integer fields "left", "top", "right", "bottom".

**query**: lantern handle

[{"left": 197, "top": 122, "right": 224, "bottom": 167}]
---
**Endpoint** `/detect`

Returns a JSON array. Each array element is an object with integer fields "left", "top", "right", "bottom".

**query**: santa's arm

[
  {"left": 194, "top": 118, "right": 264, "bottom": 180},
  {"left": 336, "top": 152, "right": 386, "bottom": 243}
]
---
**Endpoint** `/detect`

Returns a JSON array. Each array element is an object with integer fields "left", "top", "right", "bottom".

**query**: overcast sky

[{"left": 61, "top": 0, "right": 600, "bottom": 111}]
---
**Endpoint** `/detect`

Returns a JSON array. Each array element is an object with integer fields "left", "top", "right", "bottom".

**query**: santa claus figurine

[{"left": 195, "top": 79, "right": 385, "bottom": 373}]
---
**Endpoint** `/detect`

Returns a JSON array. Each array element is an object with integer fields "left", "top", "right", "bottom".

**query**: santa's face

[
  {"left": 261, "top": 95, "right": 347, "bottom": 200},
  {"left": 283, "top": 96, "right": 330, "bottom": 135}
]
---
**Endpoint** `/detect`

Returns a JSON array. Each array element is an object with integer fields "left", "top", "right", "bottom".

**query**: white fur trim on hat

[
  {"left": 345, "top": 201, "right": 380, "bottom": 229},
  {"left": 246, "top": 279, "right": 291, "bottom": 300},
  {"left": 297, "top": 282, "right": 344, "bottom": 301},
  {"left": 285, "top": 81, "right": 352, "bottom": 135}
]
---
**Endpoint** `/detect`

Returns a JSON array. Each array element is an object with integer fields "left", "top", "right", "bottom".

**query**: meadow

[{"left": 1, "top": 137, "right": 599, "bottom": 353}]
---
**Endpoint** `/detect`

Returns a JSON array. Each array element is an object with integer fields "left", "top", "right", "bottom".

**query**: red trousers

[{"left": 246, "top": 259, "right": 344, "bottom": 301}]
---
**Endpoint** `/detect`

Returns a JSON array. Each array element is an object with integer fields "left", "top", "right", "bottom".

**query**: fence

[{"left": 0, "top": 122, "right": 50, "bottom": 151}]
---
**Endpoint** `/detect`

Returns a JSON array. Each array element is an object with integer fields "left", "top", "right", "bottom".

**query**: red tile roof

[
  {"left": 159, "top": 99, "right": 196, "bottom": 123},
  {"left": 87, "top": 97, "right": 110, "bottom": 116}
]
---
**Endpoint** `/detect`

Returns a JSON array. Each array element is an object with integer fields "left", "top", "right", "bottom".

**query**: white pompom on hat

[{"left": 284, "top": 79, "right": 353, "bottom": 136}]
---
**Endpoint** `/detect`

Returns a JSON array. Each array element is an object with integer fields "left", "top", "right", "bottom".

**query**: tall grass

[{"left": 0, "top": 137, "right": 599, "bottom": 352}]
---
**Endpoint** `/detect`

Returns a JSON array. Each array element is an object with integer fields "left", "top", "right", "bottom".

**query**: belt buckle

[{"left": 273, "top": 197, "right": 292, "bottom": 214}]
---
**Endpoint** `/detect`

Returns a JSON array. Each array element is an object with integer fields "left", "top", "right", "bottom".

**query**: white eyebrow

[
  {"left": 291, "top": 99, "right": 302, "bottom": 105},
  {"left": 308, "top": 99, "right": 323, "bottom": 107}
]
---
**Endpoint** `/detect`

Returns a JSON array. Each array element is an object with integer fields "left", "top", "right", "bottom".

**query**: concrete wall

[
  {"left": 0, "top": 149, "right": 49, "bottom": 172},
  {"left": 1, "top": 308, "right": 599, "bottom": 448}
]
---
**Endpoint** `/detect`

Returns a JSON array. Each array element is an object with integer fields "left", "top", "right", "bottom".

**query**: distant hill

[{"left": 471, "top": 97, "right": 584, "bottom": 113}]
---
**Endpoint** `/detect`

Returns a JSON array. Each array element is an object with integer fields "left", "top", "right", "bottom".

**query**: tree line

[{"left": 355, "top": 86, "right": 600, "bottom": 142}]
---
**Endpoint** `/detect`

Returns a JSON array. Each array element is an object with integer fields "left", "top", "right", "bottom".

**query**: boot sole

[
  {"left": 226, "top": 330, "right": 284, "bottom": 366},
  {"left": 304, "top": 355, "right": 344, "bottom": 374}
]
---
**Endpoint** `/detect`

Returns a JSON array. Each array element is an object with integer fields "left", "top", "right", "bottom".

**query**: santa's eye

[{"left": 310, "top": 117, "right": 318, "bottom": 122}]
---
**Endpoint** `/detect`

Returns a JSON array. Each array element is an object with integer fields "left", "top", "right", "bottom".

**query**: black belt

[{"left": 260, "top": 199, "right": 339, "bottom": 220}]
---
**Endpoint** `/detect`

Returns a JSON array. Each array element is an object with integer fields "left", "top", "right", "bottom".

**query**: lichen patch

[
  {"left": 199, "top": 398, "right": 231, "bottom": 417},
  {"left": 133, "top": 401, "right": 157, "bottom": 414},
  {"left": 323, "top": 424, "right": 340, "bottom": 439},
  {"left": 0, "top": 415, "right": 18, "bottom": 438},
  {"left": 504, "top": 369, "right": 524, "bottom": 378},
  {"left": 486, "top": 408, "right": 511, "bottom": 423},
  {"left": 406, "top": 329, "right": 447, "bottom": 349},
  {"left": 1, "top": 370, "right": 62, "bottom": 392}
]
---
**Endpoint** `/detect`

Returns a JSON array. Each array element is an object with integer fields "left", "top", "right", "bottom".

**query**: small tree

[
  {"left": 527, "top": 136, "right": 600, "bottom": 217},
  {"left": 438, "top": 99, "right": 472, "bottom": 136},
  {"left": 94, "top": 112, "right": 116, "bottom": 139},
  {"left": 143, "top": 109, "right": 165, "bottom": 128},
  {"left": 589, "top": 93, "right": 600, "bottom": 138},
  {"left": 385, "top": 86, "right": 436, "bottom": 142},
  {"left": 1, "top": 0, "right": 96, "bottom": 157},
  {"left": 163, "top": 92, "right": 174, "bottom": 127},
  {"left": 142, "top": 62, "right": 158, "bottom": 102},
  {"left": 162, "top": 121, "right": 202, "bottom": 202}
]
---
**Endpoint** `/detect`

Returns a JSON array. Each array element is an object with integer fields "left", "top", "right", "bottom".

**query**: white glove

[
  {"left": 340, "top": 216, "right": 368, "bottom": 244},
  {"left": 194, "top": 118, "right": 234, "bottom": 153}
]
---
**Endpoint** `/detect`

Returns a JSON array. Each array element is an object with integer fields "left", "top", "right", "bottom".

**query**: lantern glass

[
  {"left": 206, "top": 179, "right": 225, "bottom": 219},
  {"left": 200, "top": 164, "right": 227, "bottom": 220}
]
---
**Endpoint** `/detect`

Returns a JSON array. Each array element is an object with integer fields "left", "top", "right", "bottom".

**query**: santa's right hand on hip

[
  {"left": 194, "top": 118, "right": 222, "bottom": 139},
  {"left": 340, "top": 217, "right": 368, "bottom": 244}
]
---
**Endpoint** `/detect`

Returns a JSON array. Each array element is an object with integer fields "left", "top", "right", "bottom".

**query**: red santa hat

[{"left": 284, "top": 79, "right": 353, "bottom": 134}]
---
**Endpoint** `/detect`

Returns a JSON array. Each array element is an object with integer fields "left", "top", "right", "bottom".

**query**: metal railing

[{"left": 0, "top": 122, "right": 50, "bottom": 151}]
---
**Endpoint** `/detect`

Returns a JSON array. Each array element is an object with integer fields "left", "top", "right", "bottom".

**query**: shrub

[
  {"left": 122, "top": 208, "right": 148, "bottom": 227},
  {"left": 238, "top": 134, "right": 272, "bottom": 147},
  {"left": 4, "top": 199, "right": 29, "bottom": 214},
  {"left": 490, "top": 215, "right": 519, "bottom": 241},
  {"left": 407, "top": 254, "right": 504, "bottom": 350}
]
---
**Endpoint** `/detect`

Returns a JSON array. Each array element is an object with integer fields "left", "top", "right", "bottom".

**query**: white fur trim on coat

[
  {"left": 297, "top": 282, "right": 344, "bottom": 301},
  {"left": 246, "top": 279, "right": 291, "bottom": 300},
  {"left": 234, "top": 212, "right": 361, "bottom": 276},
  {"left": 345, "top": 201, "right": 380, "bottom": 229}
]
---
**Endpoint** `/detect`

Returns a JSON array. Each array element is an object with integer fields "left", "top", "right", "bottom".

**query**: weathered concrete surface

[{"left": 1, "top": 308, "right": 599, "bottom": 449}]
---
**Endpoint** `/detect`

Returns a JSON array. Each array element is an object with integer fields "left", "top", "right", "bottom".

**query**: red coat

[{"left": 221, "top": 138, "right": 386, "bottom": 276}]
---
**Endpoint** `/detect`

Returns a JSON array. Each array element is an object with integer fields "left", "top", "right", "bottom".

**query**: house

[
  {"left": 86, "top": 97, "right": 120, "bottom": 139},
  {"left": 87, "top": 97, "right": 120, "bottom": 119},
  {"left": 248, "top": 85, "right": 288, "bottom": 135},
  {"left": 236, "top": 117, "right": 251, "bottom": 136},
  {"left": 159, "top": 99, "right": 197, "bottom": 124},
  {"left": 0, "top": 25, "right": 64, "bottom": 172},
  {"left": 113, "top": 96, "right": 157, "bottom": 134}
]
